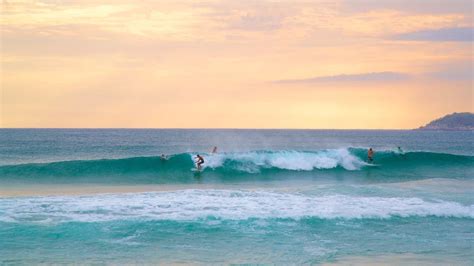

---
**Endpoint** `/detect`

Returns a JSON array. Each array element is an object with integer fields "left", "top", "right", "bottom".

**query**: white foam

[
  {"left": 194, "top": 149, "right": 366, "bottom": 172},
  {"left": 1, "top": 190, "right": 472, "bottom": 224}
]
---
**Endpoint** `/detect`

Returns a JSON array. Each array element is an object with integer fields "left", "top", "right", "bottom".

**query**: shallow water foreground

[{"left": 1, "top": 180, "right": 473, "bottom": 264}]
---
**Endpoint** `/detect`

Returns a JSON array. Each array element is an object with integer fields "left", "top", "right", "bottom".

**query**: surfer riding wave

[{"left": 195, "top": 154, "right": 205, "bottom": 171}]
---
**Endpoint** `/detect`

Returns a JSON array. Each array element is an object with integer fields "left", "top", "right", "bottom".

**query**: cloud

[
  {"left": 340, "top": 0, "right": 473, "bottom": 15},
  {"left": 426, "top": 61, "right": 473, "bottom": 81},
  {"left": 228, "top": 12, "right": 284, "bottom": 31},
  {"left": 194, "top": 1, "right": 296, "bottom": 32},
  {"left": 274, "top": 72, "right": 410, "bottom": 84},
  {"left": 393, "top": 27, "right": 473, "bottom": 42}
]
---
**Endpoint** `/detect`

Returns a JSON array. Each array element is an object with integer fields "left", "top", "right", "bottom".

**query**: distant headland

[{"left": 417, "top": 112, "right": 474, "bottom": 131}]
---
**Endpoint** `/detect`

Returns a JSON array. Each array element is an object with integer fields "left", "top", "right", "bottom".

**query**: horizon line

[{"left": 0, "top": 127, "right": 419, "bottom": 130}]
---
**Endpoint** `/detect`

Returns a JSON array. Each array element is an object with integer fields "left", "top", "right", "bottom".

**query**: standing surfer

[
  {"left": 397, "top": 146, "right": 404, "bottom": 154},
  {"left": 195, "top": 154, "right": 205, "bottom": 171},
  {"left": 367, "top": 148, "right": 374, "bottom": 163}
]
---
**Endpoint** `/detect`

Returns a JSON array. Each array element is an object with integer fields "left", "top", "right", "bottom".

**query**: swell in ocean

[{"left": 1, "top": 148, "right": 472, "bottom": 183}]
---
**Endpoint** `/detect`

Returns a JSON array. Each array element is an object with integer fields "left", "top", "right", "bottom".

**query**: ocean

[{"left": 0, "top": 129, "right": 473, "bottom": 264}]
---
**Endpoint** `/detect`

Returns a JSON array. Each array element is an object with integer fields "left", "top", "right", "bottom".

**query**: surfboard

[{"left": 191, "top": 168, "right": 202, "bottom": 177}]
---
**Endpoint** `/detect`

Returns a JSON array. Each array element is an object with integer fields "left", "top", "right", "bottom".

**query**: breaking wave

[
  {"left": 0, "top": 149, "right": 471, "bottom": 180},
  {"left": 1, "top": 189, "right": 472, "bottom": 224}
]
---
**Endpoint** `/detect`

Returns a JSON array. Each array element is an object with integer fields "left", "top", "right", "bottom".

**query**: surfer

[
  {"left": 195, "top": 154, "right": 205, "bottom": 171},
  {"left": 367, "top": 148, "right": 374, "bottom": 163},
  {"left": 397, "top": 146, "right": 407, "bottom": 159},
  {"left": 160, "top": 154, "right": 168, "bottom": 161},
  {"left": 212, "top": 146, "right": 217, "bottom": 153}
]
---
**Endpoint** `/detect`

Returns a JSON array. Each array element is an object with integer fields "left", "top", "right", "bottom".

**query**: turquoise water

[{"left": 0, "top": 129, "right": 473, "bottom": 264}]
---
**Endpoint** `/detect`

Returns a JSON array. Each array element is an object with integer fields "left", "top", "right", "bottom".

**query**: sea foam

[
  {"left": 200, "top": 149, "right": 366, "bottom": 171},
  {"left": 1, "top": 190, "right": 472, "bottom": 224}
]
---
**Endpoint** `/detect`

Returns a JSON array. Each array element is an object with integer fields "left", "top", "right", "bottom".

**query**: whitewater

[{"left": 0, "top": 129, "right": 473, "bottom": 264}]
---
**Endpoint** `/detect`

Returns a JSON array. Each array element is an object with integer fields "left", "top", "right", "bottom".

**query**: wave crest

[{"left": 201, "top": 149, "right": 365, "bottom": 172}]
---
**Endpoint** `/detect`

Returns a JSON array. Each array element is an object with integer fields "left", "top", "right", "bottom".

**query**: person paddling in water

[
  {"left": 195, "top": 154, "right": 205, "bottom": 171},
  {"left": 367, "top": 148, "right": 374, "bottom": 163}
]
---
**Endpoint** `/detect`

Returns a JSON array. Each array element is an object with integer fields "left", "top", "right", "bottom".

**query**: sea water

[{"left": 0, "top": 129, "right": 473, "bottom": 264}]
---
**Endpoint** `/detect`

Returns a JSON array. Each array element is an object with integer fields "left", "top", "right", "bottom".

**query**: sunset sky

[{"left": 1, "top": 0, "right": 472, "bottom": 129}]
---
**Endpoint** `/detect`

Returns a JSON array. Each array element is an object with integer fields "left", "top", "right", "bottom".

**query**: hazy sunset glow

[{"left": 1, "top": 0, "right": 472, "bottom": 128}]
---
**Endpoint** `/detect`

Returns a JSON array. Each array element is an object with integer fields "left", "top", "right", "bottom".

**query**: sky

[{"left": 1, "top": 0, "right": 473, "bottom": 129}]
